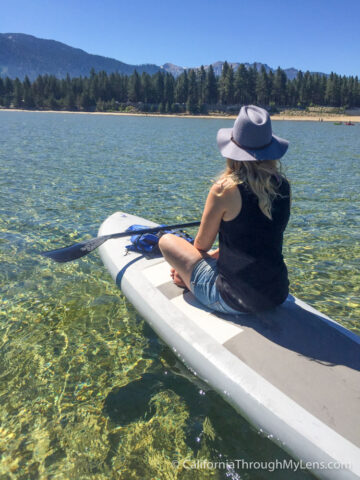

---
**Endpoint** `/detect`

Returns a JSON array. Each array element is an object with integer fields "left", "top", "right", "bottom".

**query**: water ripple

[{"left": 0, "top": 112, "right": 358, "bottom": 479}]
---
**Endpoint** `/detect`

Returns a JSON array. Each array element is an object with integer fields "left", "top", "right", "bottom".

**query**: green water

[{"left": 0, "top": 111, "right": 359, "bottom": 479}]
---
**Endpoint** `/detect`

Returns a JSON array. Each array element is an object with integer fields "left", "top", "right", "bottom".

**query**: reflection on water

[{"left": 0, "top": 112, "right": 359, "bottom": 479}]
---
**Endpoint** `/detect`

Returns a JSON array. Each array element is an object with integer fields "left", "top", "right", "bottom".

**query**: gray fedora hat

[{"left": 217, "top": 105, "right": 289, "bottom": 161}]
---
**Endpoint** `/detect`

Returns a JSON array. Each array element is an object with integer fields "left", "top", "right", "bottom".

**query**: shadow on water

[
  {"left": 103, "top": 366, "right": 212, "bottom": 468},
  {"left": 103, "top": 340, "right": 315, "bottom": 479},
  {"left": 103, "top": 334, "right": 211, "bottom": 439},
  {"left": 104, "top": 372, "right": 160, "bottom": 425}
]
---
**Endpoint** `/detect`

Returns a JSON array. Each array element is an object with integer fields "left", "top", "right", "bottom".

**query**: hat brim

[{"left": 217, "top": 128, "right": 289, "bottom": 161}]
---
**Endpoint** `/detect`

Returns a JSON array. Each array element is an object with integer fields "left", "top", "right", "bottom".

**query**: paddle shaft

[
  {"left": 105, "top": 221, "right": 200, "bottom": 240},
  {"left": 41, "top": 220, "right": 201, "bottom": 263}
]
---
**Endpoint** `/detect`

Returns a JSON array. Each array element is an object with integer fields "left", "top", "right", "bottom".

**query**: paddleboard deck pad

[{"left": 99, "top": 211, "right": 360, "bottom": 479}]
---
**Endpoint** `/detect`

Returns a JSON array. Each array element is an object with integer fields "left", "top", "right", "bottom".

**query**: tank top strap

[{"left": 237, "top": 181, "right": 258, "bottom": 213}]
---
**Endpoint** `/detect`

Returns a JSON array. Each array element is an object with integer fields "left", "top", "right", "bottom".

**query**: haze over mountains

[{"left": 0, "top": 33, "right": 321, "bottom": 81}]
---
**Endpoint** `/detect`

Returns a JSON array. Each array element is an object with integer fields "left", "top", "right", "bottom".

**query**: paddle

[{"left": 41, "top": 220, "right": 201, "bottom": 263}]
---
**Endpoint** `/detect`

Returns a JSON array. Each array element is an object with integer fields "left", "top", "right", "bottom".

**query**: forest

[{"left": 0, "top": 62, "right": 359, "bottom": 114}]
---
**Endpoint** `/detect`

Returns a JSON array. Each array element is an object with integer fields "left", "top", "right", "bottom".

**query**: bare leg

[{"left": 158, "top": 234, "right": 210, "bottom": 290}]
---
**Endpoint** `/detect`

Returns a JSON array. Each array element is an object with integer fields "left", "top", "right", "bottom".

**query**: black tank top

[{"left": 216, "top": 176, "right": 290, "bottom": 313}]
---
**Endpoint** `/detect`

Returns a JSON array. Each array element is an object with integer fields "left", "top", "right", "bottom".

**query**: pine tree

[
  {"left": 204, "top": 65, "right": 217, "bottom": 104},
  {"left": 23, "top": 76, "right": 35, "bottom": 108},
  {"left": 325, "top": 72, "right": 341, "bottom": 106},
  {"left": 175, "top": 71, "right": 188, "bottom": 104},
  {"left": 340, "top": 76, "right": 349, "bottom": 107},
  {"left": 294, "top": 71, "right": 304, "bottom": 106},
  {"left": 114, "top": 75, "right": 128, "bottom": 103},
  {"left": 47, "top": 95, "right": 58, "bottom": 110},
  {"left": 186, "top": 69, "right": 198, "bottom": 113},
  {"left": 63, "top": 92, "right": 76, "bottom": 110},
  {"left": 197, "top": 65, "right": 206, "bottom": 105},
  {"left": 272, "top": 67, "right": 287, "bottom": 105},
  {"left": 141, "top": 72, "right": 154, "bottom": 104},
  {"left": 310, "top": 74, "right": 325, "bottom": 106},
  {"left": 0, "top": 78, "right": 5, "bottom": 105},
  {"left": 3, "top": 77, "right": 13, "bottom": 107},
  {"left": 46, "top": 75, "right": 60, "bottom": 101},
  {"left": 13, "top": 78, "right": 23, "bottom": 108},
  {"left": 96, "top": 99, "right": 105, "bottom": 111},
  {"left": 256, "top": 66, "right": 271, "bottom": 105},
  {"left": 320, "top": 75, "right": 327, "bottom": 105},
  {"left": 110, "top": 98, "right": 117, "bottom": 111},
  {"left": 234, "top": 64, "right": 249, "bottom": 104},
  {"left": 351, "top": 76, "right": 360, "bottom": 107},
  {"left": 95, "top": 71, "right": 110, "bottom": 101},
  {"left": 89, "top": 72, "right": 100, "bottom": 102},
  {"left": 79, "top": 92, "right": 93, "bottom": 110},
  {"left": 218, "top": 61, "right": 230, "bottom": 104},
  {"left": 153, "top": 71, "right": 165, "bottom": 104},
  {"left": 247, "top": 64, "right": 258, "bottom": 103},
  {"left": 286, "top": 81, "right": 297, "bottom": 107},
  {"left": 300, "top": 71, "right": 313, "bottom": 105},
  {"left": 347, "top": 76, "right": 355, "bottom": 107},
  {"left": 354, "top": 77, "right": 360, "bottom": 106},
  {"left": 225, "top": 65, "right": 235, "bottom": 104},
  {"left": 268, "top": 70, "right": 274, "bottom": 104},
  {"left": 164, "top": 73, "right": 175, "bottom": 105},
  {"left": 128, "top": 70, "right": 142, "bottom": 102}
]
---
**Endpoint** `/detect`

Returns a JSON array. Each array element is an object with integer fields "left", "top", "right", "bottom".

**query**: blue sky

[{"left": 1, "top": 0, "right": 359, "bottom": 76}]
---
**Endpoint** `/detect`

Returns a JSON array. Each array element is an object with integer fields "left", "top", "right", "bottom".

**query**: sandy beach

[
  {"left": 1, "top": 108, "right": 359, "bottom": 123},
  {"left": 271, "top": 115, "right": 360, "bottom": 122}
]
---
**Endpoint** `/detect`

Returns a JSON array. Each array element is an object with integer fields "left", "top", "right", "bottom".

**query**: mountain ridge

[
  {"left": 0, "top": 33, "right": 327, "bottom": 81},
  {"left": 0, "top": 33, "right": 160, "bottom": 80}
]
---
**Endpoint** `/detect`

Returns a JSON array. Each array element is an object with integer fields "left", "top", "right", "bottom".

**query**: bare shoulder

[
  {"left": 208, "top": 179, "right": 242, "bottom": 221},
  {"left": 216, "top": 180, "right": 242, "bottom": 221},
  {"left": 210, "top": 178, "right": 238, "bottom": 198}
]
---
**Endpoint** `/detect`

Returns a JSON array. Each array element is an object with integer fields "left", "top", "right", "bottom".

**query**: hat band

[{"left": 231, "top": 135, "right": 272, "bottom": 151}]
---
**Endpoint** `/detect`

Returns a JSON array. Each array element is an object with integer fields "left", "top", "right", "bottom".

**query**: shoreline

[{"left": 0, "top": 108, "right": 359, "bottom": 123}]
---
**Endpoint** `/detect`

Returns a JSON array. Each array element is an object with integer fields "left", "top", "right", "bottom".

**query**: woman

[{"left": 159, "top": 105, "right": 291, "bottom": 314}]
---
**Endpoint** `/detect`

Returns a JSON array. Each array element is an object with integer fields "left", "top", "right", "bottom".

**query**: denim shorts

[{"left": 189, "top": 257, "right": 243, "bottom": 315}]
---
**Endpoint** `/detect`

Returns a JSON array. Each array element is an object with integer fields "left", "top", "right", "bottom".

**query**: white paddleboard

[{"left": 98, "top": 211, "right": 360, "bottom": 480}]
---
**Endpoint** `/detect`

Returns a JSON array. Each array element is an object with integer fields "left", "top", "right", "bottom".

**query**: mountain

[
  {"left": 162, "top": 61, "right": 314, "bottom": 80},
  {"left": 0, "top": 33, "right": 325, "bottom": 82},
  {"left": 162, "top": 60, "right": 272, "bottom": 77},
  {"left": 0, "top": 33, "right": 160, "bottom": 80}
]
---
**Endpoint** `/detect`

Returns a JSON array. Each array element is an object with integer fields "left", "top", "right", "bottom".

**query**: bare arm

[{"left": 194, "top": 183, "right": 228, "bottom": 253}]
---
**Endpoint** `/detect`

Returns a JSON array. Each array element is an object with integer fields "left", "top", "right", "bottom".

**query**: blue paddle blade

[{"left": 41, "top": 236, "right": 108, "bottom": 263}]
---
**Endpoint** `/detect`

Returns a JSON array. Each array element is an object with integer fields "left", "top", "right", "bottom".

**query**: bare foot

[{"left": 170, "top": 268, "right": 186, "bottom": 288}]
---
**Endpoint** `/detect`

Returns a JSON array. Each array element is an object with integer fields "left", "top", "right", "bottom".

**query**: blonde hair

[{"left": 216, "top": 159, "right": 287, "bottom": 220}]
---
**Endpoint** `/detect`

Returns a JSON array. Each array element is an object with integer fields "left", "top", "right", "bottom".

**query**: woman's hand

[
  {"left": 208, "top": 248, "right": 219, "bottom": 259},
  {"left": 170, "top": 268, "right": 187, "bottom": 288}
]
